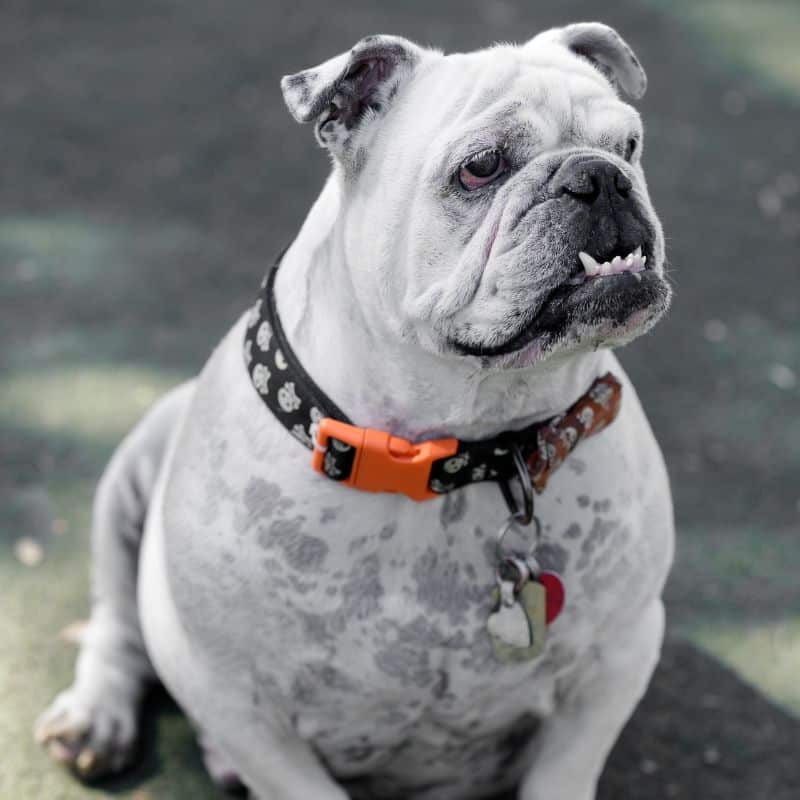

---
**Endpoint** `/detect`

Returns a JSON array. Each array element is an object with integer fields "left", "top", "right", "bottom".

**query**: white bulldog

[{"left": 36, "top": 23, "right": 674, "bottom": 800}]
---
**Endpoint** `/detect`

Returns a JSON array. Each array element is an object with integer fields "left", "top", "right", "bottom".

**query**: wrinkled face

[{"left": 339, "top": 43, "right": 670, "bottom": 369}]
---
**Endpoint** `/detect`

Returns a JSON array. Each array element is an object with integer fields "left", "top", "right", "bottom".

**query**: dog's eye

[
  {"left": 458, "top": 148, "right": 506, "bottom": 190},
  {"left": 624, "top": 137, "right": 638, "bottom": 161}
]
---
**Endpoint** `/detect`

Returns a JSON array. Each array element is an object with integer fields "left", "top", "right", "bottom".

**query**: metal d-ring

[
  {"left": 499, "top": 444, "right": 534, "bottom": 526},
  {"left": 495, "top": 513, "right": 542, "bottom": 565},
  {"left": 496, "top": 444, "right": 541, "bottom": 564}
]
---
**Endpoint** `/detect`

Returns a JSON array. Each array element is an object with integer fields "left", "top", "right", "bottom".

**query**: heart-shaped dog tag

[
  {"left": 487, "top": 601, "right": 532, "bottom": 648},
  {"left": 538, "top": 571, "right": 566, "bottom": 624}
]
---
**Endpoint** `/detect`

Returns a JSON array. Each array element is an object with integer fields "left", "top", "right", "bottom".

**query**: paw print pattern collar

[{"left": 244, "top": 254, "right": 623, "bottom": 503}]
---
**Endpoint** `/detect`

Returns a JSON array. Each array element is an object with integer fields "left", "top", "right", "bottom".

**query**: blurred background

[{"left": 1, "top": 1, "right": 798, "bottom": 798}]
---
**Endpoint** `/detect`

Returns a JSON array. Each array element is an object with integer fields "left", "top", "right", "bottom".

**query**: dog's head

[{"left": 282, "top": 24, "right": 670, "bottom": 369}]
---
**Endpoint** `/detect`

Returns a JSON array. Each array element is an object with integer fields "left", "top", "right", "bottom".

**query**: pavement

[{"left": 1, "top": 1, "right": 799, "bottom": 798}]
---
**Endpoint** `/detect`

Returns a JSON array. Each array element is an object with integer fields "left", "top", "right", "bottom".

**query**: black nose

[{"left": 557, "top": 157, "right": 632, "bottom": 204}]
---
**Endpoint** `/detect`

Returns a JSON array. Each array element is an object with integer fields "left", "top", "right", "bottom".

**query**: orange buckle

[{"left": 312, "top": 418, "right": 458, "bottom": 501}]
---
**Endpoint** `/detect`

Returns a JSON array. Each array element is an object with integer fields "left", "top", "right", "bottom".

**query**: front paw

[{"left": 34, "top": 681, "right": 140, "bottom": 781}]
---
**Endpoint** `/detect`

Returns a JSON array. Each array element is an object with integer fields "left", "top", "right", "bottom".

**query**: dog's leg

[
  {"left": 35, "top": 381, "right": 195, "bottom": 780},
  {"left": 223, "top": 717, "right": 350, "bottom": 800},
  {"left": 194, "top": 705, "right": 349, "bottom": 800},
  {"left": 518, "top": 599, "right": 665, "bottom": 800}
]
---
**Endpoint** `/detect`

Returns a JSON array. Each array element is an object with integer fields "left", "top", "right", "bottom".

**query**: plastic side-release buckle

[{"left": 312, "top": 418, "right": 458, "bottom": 501}]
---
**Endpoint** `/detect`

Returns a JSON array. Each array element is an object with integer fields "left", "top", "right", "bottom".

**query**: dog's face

[{"left": 282, "top": 25, "right": 670, "bottom": 370}]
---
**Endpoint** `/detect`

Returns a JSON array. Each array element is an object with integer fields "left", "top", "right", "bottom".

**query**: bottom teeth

[{"left": 578, "top": 247, "right": 646, "bottom": 278}]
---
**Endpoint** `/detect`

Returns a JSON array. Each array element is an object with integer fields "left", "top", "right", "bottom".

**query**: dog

[{"left": 36, "top": 22, "right": 674, "bottom": 800}]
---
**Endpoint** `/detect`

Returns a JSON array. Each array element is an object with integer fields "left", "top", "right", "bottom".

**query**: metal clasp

[{"left": 499, "top": 444, "right": 534, "bottom": 525}]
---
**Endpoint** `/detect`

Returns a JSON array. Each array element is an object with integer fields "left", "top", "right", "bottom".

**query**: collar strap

[{"left": 244, "top": 255, "right": 622, "bottom": 502}]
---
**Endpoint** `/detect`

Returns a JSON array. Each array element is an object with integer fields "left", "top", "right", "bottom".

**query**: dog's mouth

[
  {"left": 569, "top": 245, "right": 646, "bottom": 284},
  {"left": 450, "top": 241, "right": 668, "bottom": 358}
]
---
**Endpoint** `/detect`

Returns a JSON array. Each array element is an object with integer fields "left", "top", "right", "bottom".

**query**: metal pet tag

[
  {"left": 488, "top": 580, "right": 547, "bottom": 663},
  {"left": 487, "top": 592, "right": 532, "bottom": 647}
]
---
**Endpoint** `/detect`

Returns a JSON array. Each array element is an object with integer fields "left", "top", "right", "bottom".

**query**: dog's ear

[
  {"left": 281, "top": 35, "right": 425, "bottom": 164},
  {"left": 531, "top": 23, "right": 647, "bottom": 100}
]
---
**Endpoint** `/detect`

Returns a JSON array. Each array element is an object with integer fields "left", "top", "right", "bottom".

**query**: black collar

[{"left": 244, "top": 253, "right": 623, "bottom": 510}]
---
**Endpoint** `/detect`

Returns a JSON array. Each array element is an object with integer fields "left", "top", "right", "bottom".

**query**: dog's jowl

[{"left": 37, "top": 22, "right": 674, "bottom": 800}]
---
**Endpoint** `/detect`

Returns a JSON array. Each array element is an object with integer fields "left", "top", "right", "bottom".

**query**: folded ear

[
  {"left": 281, "top": 35, "right": 425, "bottom": 164},
  {"left": 532, "top": 22, "right": 647, "bottom": 100}
]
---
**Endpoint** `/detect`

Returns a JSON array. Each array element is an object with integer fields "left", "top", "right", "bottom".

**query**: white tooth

[
  {"left": 633, "top": 272, "right": 642, "bottom": 282},
  {"left": 600, "top": 261, "right": 612, "bottom": 275},
  {"left": 642, "top": 255, "right": 647, "bottom": 264},
  {"left": 578, "top": 251, "right": 598, "bottom": 275},
  {"left": 634, "top": 246, "right": 643, "bottom": 258},
  {"left": 626, "top": 257, "right": 633, "bottom": 268}
]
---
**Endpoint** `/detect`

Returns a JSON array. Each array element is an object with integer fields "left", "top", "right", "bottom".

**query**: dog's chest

[
  {"left": 160, "top": 326, "right": 667, "bottom": 794},
  {"left": 165, "top": 420, "right": 644, "bottom": 717},
  {"left": 166, "top": 445, "right": 649, "bottom": 797}
]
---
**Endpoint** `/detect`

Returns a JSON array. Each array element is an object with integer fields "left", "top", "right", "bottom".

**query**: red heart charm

[{"left": 538, "top": 571, "right": 565, "bottom": 625}]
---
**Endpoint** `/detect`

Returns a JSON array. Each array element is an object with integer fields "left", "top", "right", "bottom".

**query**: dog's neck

[{"left": 274, "top": 175, "right": 611, "bottom": 441}]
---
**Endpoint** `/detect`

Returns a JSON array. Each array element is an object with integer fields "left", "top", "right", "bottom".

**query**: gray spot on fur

[
  {"left": 285, "top": 535, "right": 329, "bottom": 571},
  {"left": 567, "top": 457, "right": 587, "bottom": 475},
  {"left": 373, "top": 616, "right": 469, "bottom": 688},
  {"left": 394, "top": 615, "right": 469, "bottom": 650},
  {"left": 379, "top": 522, "right": 397, "bottom": 540},
  {"left": 298, "top": 611, "right": 335, "bottom": 644},
  {"left": 348, "top": 535, "right": 369, "bottom": 554},
  {"left": 335, "top": 554, "right": 385, "bottom": 629},
  {"left": 564, "top": 522, "right": 582, "bottom": 539},
  {"left": 259, "top": 515, "right": 329, "bottom": 572},
  {"left": 236, "top": 478, "right": 294, "bottom": 532},
  {"left": 593, "top": 498, "right": 612, "bottom": 513},
  {"left": 320, "top": 506, "right": 340, "bottom": 523},
  {"left": 576, "top": 516, "right": 621, "bottom": 571},
  {"left": 439, "top": 492, "right": 468, "bottom": 527},
  {"left": 290, "top": 661, "right": 359, "bottom": 706},
  {"left": 577, "top": 494, "right": 591, "bottom": 508},
  {"left": 302, "top": 555, "right": 384, "bottom": 645},
  {"left": 535, "top": 541, "right": 569, "bottom": 573},
  {"left": 292, "top": 662, "right": 359, "bottom": 705},
  {"left": 411, "top": 547, "right": 485, "bottom": 626},
  {"left": 374, "top": 641, "right": 433, "bottom": 688}
]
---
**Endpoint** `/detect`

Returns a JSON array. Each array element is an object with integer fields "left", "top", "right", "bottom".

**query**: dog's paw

[{"left": 34, "top": 683, "right": 139, "bottom": 780}]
